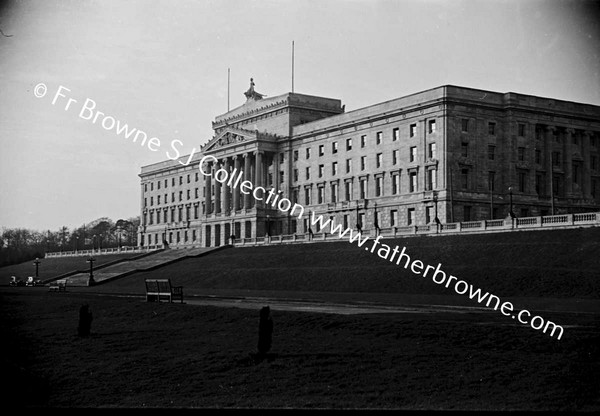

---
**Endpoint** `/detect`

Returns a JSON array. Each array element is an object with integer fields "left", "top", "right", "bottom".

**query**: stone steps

[{"left": 64, "top": 247, "right": 219, "bottom": 286}]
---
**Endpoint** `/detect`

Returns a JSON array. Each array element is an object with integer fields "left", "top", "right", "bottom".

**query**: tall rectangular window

[
  {"left": 346, "top": 138, "right": 352, "bottom": 151},
  {"left": 407, "top": 208, "right": 415, "bottom": 225},
  {"left": 535, "top": 149, "right": 541, "bottom": 164},
  {"left": 461, "top": 119, "right": 469, "bottom": 132},
  {"left": 410, "top": 124, "right": 417, "bottom": 137},
  {"left": 428, "top": 142, "right": 437, "bottom": 159},
  {"left": 345, "top": 181, "right": 352, "bottom": 201},
  {"left": 306, "top": 148, "right": 311, "bottom": 159},
  {"left": 518, "top": 123, "right": 526, "bottom": 137},
  {"left": 318, "top": 186, "right": 324, "bottom": 204},
  {"left": 518, "top": 147, "right": 525, "bottom": 161},
  {"left": 461, "top": 168, "right": 469, "bottom": 189},
  {"left": 409, "top": 146, "right": 417, "bottom": 162},
  {"left": 375, "top": 176, "right": 383, "bottom": 197},
  {"left": 319, "top": 145, "right": 324, "bottom": 156},
  {"left": 293, "top": 150, "right": 298, "bottom": 161},
  {"left": 428, "top": 119, "right": 436, "bottom": 133},
  {"left": 392, "top": 150, "right": 398, "bottom": 165},
  {"left": 332, "top": 142, "right": 338, "bottom": 154},
  {"left": 488, "top": 145, "right": 495, "bottom": 160},
  {"left": 361, "top": 156, "right": 366, "bottom": 171},
  {"left": 393, "top": 128, "right": 399, "bottom": 141},
  {"left": 488, "top": 171, "right": 495, "bottom": 191},
  {"left": 376, "top": 131, "right": 383, "bottom": 145},
  {"left": 331, "top": 183, "right": 338, "bottom": 203},
  {"left": 390, "top": 210, "right": 398, "bottom": 227},
  {"left": 409, "top": 172, "right": 417, "bottom": 192},
  {"left": 360, "top": 178, "right": 367, "bottom": 199},
  {"left": 293, "top": 169, "right": 299, "bottom": 182},
  {"left": 392, "top": 174, "right": 400, "bottom": 194},
  {"left": 346, "top": 159, "right": 352, "bottom": 173},
  {"left": 426, "top": 168, "right": 437, "bottom": 190},
  {"left": 318, "top": 164, "right": 324, "bottom": 178},
  {"left": 332, "top": 162, "right": 338, "bottom": 176},
  {"left": 518, "top": 171, "right": 527, "bottom": 192},
  {"left": 304, "top": 188, "right": 311, "bottom": 205},
  {"left": 461, "top": 143, "right": 469, "bottom": 157},
  {"left": 488, "top": 122, "right": 496, "bottom": 135},
  {"left": 361, "top": 135, "right": 366, "bottom": 148},
  {"left": 305, "top": 167, "right": 310, "bottom": 180},
  {"left": 376, "top": 153, "right": 382, "bottom": 168},
  {"left": 552, "top": 151, "right": 561, "bottom": 166}
]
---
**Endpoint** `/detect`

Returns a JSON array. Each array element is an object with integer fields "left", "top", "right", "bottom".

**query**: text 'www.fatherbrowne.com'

[{"left": 309, "top": 212, "right": 565, "bottom": 340}]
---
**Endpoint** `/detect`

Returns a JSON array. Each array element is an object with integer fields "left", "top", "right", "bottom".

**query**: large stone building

[{"left": 138, "top": 81, "right": 600, "bottom": 248}]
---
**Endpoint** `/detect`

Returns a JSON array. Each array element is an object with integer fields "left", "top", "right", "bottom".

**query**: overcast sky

[{"left": 0, "top": 0, "right": 599, "bottom": 232}]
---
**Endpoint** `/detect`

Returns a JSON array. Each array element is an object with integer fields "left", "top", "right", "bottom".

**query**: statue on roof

[{"left": 244, "top": 78, "right": 264, "bottom": 101}]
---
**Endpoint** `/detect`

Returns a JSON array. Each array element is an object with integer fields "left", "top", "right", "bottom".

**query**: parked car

[
  {"left": 25, "top": 276, "right": 43, "bottom": 286},
  {"left": 9, "top": 276, "right": 25, "bottom": 286}
]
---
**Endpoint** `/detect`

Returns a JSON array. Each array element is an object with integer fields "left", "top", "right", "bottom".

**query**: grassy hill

[{"left": 98, "top": 227, "right": 600, "bottom": 299}]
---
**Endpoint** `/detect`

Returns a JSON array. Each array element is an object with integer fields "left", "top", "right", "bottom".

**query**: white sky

[{"left": 0, "top": 0, "right": 599, "bottom": 231}]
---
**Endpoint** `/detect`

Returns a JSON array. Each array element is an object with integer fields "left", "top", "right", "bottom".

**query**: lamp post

[
  {"left": 74, "top": 236, "right": 79, "bottom": 254},
  {"left": 33, "top": 258, "right": 40, "bottom": 278},
  {"left": 92, "top": 235, "right": 97, "bottom": 252},
  {"left": 373, "top": 203, "right": 379, "bottom": 236},
  {"left": 433, "top": 191, "right": 440, "bottom": 233},
  {"left": 87, "top": 257, "right": 96, "bottom": 285},
  {"left": 508, "top": 186, "right": 515, "bottom": 219},
  {"left": 355, "top": 204, "right": 361, "bottom": 233}
]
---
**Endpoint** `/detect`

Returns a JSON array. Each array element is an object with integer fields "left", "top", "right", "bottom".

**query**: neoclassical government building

[{"left": 138, "top": 81, "right": 600, "bottom": 247}]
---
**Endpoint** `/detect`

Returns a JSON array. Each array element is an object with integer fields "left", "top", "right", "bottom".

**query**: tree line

[{"left": 0, "top": 217, "right": 140, "bottom": 267}]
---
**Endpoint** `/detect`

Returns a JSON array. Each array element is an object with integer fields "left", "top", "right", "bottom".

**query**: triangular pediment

[{"left": 202, "top": 127, "right": 257, "bottom": 153}]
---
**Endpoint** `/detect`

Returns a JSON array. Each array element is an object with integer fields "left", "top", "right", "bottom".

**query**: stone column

[
  {"left": 223, "top": 157, "right": 231, "bottom": 214},
  {"left": 244, "top": 152, "right": 252, "bottom": 209},
  {"left": 545, "top": 126, "right": 555, "bottom": 199},
  {"left": 233, "top": 155, "right": 241, "bottom": 211},
  {"left": 273, "top": 152, "right": 280, "bottom": 191},
  {"left": 565, "top": 128, "right": 574, "bottom": 196},
  {"left": 255, "top": 151, "right": 263, "bottom": 208},
  {"left": 214, "top": 161, "right": 222, "bottom": 214},
  {"left": 583, "top": 130, "right": 592, "bottom": 198},
  {"left": 204, "top": 162, "right": 212, "bottom": 215}
]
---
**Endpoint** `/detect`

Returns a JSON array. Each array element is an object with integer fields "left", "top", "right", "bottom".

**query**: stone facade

[{"left": 138, "top": 83, "right": 600, "bottom": 248}]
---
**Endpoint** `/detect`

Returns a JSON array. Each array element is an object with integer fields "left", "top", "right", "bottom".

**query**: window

[
  {"left": 591, "top": 155, "right": 598, "bottom": 171},
  {"left": 392, "top": 174, "right": 400, "bottom": 194},
  {"left": 426, "top": 168, "right": 437, "bottom": 191},
  {"left": 409, "top": 172, "right": 417, "bottom": 192},
  {"left": 150, "top": 182, "right": 153, "bottom": 191},
  {"left": 332, "top": 162, "right": 338, "bottom": 176},
  {"left": 488, "top": 171, "right": 495, "bottom": 191},
  {"left": 461, "top": 143, "right": 469, "bottom": 157},
  {"left": 306, "top": 148, "right": 311, "bottom": 159},
  {"left": 360, "top": 178, "right": 367, "bottom": 199},
  {"left": 390, "top": 210, "right": 398, "bottom": 227},
  {"left": 573, "top": 163, "right": 581, "bottom": 184},
  {"left": 536, "top": 173, "right": 545, "bottom": 196},
  {"left": 518, "top": 147, "right": 525, "bottom": 161},
  {"left": 346, "top": 159, "right": 352, "bottom": 173},
  {"left": 157, "top": 195, "right": 161, "bottom": 205},
  {"left": 178, "top": 207, "right": 183, "bottom": 222},
  {"left": 195, "top": 172, "right": 199, "bottom": 182},
  {"left": 172, "top": 178, "right": 175, "bottom": 186},
  {"left": 376, "top": 153, "right": 382, "bottom": 168},
  {"left": 572, "top": 134, "right": 579, "bottom": 145},
  {"left": 144, "top": 197, "right": 147, "bottom": 207},
  {"left": 518, "top": 123, "right": 526, "bottom": 137},
  {"left": 428, "top": 119, "right": 436, "bottom": 133},
  {"left": 345, "top": 181, "right": 353, "bottom": 200},
  {"left": 332, "top": 142, "right": 338, "bottom": 154},
  {"left": 318, "top": 164, "right": 324, "bottom": 178},
  {"left": 410, "top": 124, "right": 417, "bottom": 137},
  {"left": 306, "top": 167, "right": 310, "bottom": 180},
  {"left": 425, "top": 206, "right": 433, "bottom": 224},
  {"left": 376, "top": 131, "right": 383, "bottom": 145},
  {"left": 150, "top": 196, "right": 153, "bottom": 206},
  {"left": 331, "top": 183, "right": 338, "bottom": 203},
  {"left": 280, "top": 171, "right": 284, "bottom": 183},
  {"left": 428, "top": 143, "right": 437, "bottom": 160},
  {"left": 171, "top": 192, "right": 175, "bottom": 202},
  {"left": 319, "top": 145, "right": 324, "bottom": 156},
  {"left": 293, "top": 150, "right": 299, "bottom": 161},
  {"left": 463, "top": 206, "right": 472, "bottom": 221},
  {"left": 361, "top": 156, "right": 366, "bottom": 171},
  {"left": 375, "top": 176, "right": 383, "bottom": 197},
  {"left": 488, "top": 122, "right": 496, "bottom": 135},
  {"left": 179, "top": 191, "right": 183, "bottom": 201},
  {"left": 194, "top": 206, "right": 198, "bottom": 219},
  {"left": 293, "top": 169, "right": 299, "bottom": 182},
  {"left": 488, "top": 145, "right": 495, "bottom": 160},
  {"left": 461, "top": 168, "right": 469, "bottom": 189},
  {"left": 179, "top": 176, "right": 183, "bottom": 185},
  {"left": 187, "top": 189, "right": 191, "bottom": 200},
  {"left": 346, "top": 138, "right": 352, "bottom": 151},
  {"left": 407, "top": 208, "right": 415, "bottom": 225},
  {"left": 361, "top": 135, "right": 366, "bottom": 148},
  {"left": 343, "top": 215, "right": 349, "bottom": 229},
  {"left": 552, "top": 151, "right": 561, "bottom": 166},
  {"left": 187, "top": 174, "right": 190, "bottom": 183},
  {"left": 409, "top": 146, "right": 417, "bottom": 162},
  {"left": 461, "top": 119, "right": 469, "bottom": 132},
  {"left": 163, "top": 210, "right": 167, "bottom": 223},
  {"left": 292, "top": 189, "right": 299, "bottom": 204},
  {"left": 392, "top": 150, "right": 398, "bottom": 165},
  {"left": 393, "top": 128, "right": 399, "bottom": 141},
  {"left": 157, "top": 181, "right": 160, "bottom": 190},
  {"left": 317, "top": 186, "right": 324, "bottom": 204},
  {"left": 535, "top": 149, "right": 541, "bottom": 164},
  {"left": 518, "top": 171, "right": 526, "bottom": 192},
  {"left": 304, "top": 188, "right": 311, "bottom": 205}
]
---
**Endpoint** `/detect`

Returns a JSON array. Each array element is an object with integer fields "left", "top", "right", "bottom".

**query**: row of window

[
  {"left": 144, "top": 188, "right": 205, "bottom": 207},
  {"left": 144, "top": 172, "right": 201, "bottom": 193}
]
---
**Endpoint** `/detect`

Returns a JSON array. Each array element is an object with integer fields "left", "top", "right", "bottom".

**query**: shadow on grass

[{"left": 237, "top": 352, "right": 362, "bottom": 366}]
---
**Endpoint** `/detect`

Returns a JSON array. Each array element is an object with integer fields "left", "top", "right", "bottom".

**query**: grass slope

[{"left": 100, "top": 227, "right": 600, "bottom": 299}]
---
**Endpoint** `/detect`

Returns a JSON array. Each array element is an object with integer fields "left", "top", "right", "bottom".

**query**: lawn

[{"left": 2, "top": 288, "right": 598, "bottom": 410}]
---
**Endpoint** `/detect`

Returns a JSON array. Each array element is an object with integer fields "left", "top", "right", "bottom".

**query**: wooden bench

[
  {"left": 145, "top": 279, "right": 183, "bottom": 303},
  {"left": 49, "top": 279, "right": 67, "bottom": 292}
]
